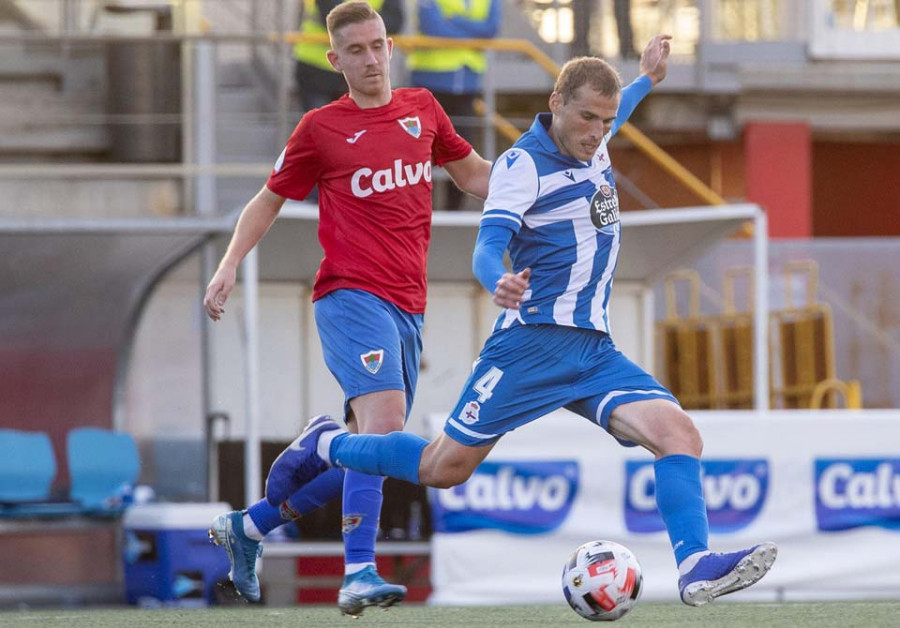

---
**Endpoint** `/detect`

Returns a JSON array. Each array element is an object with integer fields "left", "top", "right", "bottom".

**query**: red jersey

[{"left": 266, "top": 88, "right": 472, "bottom": 314}]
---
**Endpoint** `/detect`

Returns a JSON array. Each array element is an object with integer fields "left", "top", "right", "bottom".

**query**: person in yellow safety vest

[
  {"left": 408, "top": 0, "right": 501, "bottom": 210},
  {"left": 293, "top": 0, "right": 404, "bottom": 112}
]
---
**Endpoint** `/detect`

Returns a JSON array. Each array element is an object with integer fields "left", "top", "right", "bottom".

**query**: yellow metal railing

[
  {"left": 472, "top": 99, "right": 520, "bottom": 144},
  {"left": 810, "top": 379, "right": 863, "bottom": 410},
  {"left": 282, "top": 32, "right": 727, "bottom": 207},
  {"left": 656, "top": 262, "right": 864, "bottom": 411}
]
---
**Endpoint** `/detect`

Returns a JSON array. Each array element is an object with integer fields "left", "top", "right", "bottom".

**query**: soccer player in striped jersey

[
  {"left": 268, "top": 34, "right": 778, "bottom": 607},
  {"left": 204, "top": 1, "right": 491, "bottom": 615}
]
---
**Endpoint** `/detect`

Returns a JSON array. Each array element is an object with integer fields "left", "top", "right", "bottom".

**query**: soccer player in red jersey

[{"left": 204, "top": 1, "right": 491, "bottom": 614}]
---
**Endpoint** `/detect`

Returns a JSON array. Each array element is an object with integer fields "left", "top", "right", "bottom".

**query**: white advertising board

[{"left": 427, "top": 410, "right": 900, "bottom": 603}]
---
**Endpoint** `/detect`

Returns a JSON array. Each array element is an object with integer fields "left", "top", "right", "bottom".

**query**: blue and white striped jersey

[{"left": 481, "top": 112, "right": 622, "bottom": 334}]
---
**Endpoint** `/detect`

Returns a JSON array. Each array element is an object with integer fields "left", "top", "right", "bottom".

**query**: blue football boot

[
  {"left": 266, "top": 414, "right": 342, "bottom": 506},
  {"left": 679, "top": 542, "right": 778, "bottom": 606},
  {"left": 337, "top": 565, "right": 407, "bottom": 617},
  {"left": 208, "top": 510, "right": 263, "bottom": 602}
]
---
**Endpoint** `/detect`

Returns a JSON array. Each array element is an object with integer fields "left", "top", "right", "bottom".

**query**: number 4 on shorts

[{"left": 473, "top": 367, "right": 504, "bottom": 403}]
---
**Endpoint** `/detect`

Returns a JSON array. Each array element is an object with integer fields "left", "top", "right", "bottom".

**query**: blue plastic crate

[{"left": 122, "top": 502, "right": 232, "bottom": 605}]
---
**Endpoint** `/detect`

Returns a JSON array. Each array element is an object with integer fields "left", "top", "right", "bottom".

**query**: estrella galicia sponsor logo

[
  {"left": 430, "top": 460, "right": 579, "bottom": 535},
  {"left": 589, "top": 184, "right": 620, "bottom": 233},
  {"left": 816, "top": 458, "right": 900, "bottom": 531},
  {"left": 625, "top": 459, "right": 769, "bottom": 533}
]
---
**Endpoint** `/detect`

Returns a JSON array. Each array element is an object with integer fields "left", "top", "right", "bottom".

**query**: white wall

[
  {"left": 124, "top": 274, "right": 652, "bottom": 442},
  {"left": 124, "top": 277, "right": 205, "bottom": 440}
]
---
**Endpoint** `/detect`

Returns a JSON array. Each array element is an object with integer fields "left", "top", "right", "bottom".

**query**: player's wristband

[{"left": 472, "top": 223, "right": 514, "bottom": 294}]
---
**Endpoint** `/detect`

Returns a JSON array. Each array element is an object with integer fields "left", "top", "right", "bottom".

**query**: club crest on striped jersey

[
  {"left": 398, "top": 116, "right": 422, "bottom": 139},
  {"left": 589, "top": 183, "right": 620, "bottom": 233},
  {"left": 360, "top": 349, "right": 385, "bottom": 374}
]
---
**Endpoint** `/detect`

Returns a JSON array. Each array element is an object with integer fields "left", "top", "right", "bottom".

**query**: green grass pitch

[{"left": 2, "top": 602, "right": 899, "bottom": 628}]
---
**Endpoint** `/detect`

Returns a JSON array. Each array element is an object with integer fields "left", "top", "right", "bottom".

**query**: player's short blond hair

[
  {"left": 326, "top": 1, "right": 381, "bottom": 39},
  {"left": 554, "top": 57, "right": 622, "bottom": 103}
]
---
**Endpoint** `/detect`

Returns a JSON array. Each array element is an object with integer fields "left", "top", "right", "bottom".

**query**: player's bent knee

[
  {"left": 419, "top": 463, "right": 471, "bottom": 489},
  {"left": 670, "top": 410, "right": 703, "bottom": 456},
  {"left": 418, "top": 435, "right": 485, "bottom": 488},
  {"left": 428, "top": 471, "right": 468, "bottom": 490}
]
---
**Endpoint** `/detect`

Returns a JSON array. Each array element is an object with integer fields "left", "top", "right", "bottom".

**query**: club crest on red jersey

[
  {"left": 397, "top": 116, "right": 422, "bottom": 139},
  {"left": 360, "top": 349, "right": 385, "bottom": 374}
]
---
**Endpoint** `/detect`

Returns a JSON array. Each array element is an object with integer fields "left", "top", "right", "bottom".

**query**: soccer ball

[{"left": 561, "top": 540, "right": 643, "bottom": 621}]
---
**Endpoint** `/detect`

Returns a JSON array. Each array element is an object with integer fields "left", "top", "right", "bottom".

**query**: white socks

[
  {"left": 242, "top": 512, "right": 264, "bottom": 541},
  {"left": 678, "top": 550, "right": 711, "bottom": 576},
  {"left": 345, "top": 562, "right": 375, "bottom": 576},
  {"left": 318, "top": 428, "right": 342, "bottom": 464}
]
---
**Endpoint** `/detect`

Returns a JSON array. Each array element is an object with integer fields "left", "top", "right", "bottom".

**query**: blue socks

[
  {"left": 327, "top": 432, "right": 428, "bottom": 568},
  {"left": 250, "top": 429, "right": 427, "bottom": 547},
  {"left": 248, "top": 467, "right": 346, "bottom": 535},
  {"left": 342, "top": 471, "right": 384, "bottom": 566},
  {"left": 654, "top": 455, "right": 709, "bottom": 565},
  {"left": 285, "top": 467, "right": 346, "bottom": 516},
  {"left": 246, "top": 499, "right": 283, "bottom": 536},
  {"left": 330, "top": 431, "right": 427, "bottom": 485}
]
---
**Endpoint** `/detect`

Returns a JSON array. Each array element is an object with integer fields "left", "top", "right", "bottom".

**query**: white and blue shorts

[{"left": 444, "top": 324, "right": 678, "bottom": 447}]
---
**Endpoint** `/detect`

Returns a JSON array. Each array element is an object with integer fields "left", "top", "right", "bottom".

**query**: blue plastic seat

[
  {"left": 0, "top": 429, "right": 56, "bottom": 503},
  {"left": 67, "top": 427, "right": 140, "bottom": 512}
]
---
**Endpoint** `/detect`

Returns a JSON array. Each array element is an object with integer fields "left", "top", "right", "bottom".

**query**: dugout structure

[{"left": 0, "top": 203, "right": 766, "bottom": 514}]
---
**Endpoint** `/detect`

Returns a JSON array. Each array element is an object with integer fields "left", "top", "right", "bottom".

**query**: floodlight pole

[
  {"left": 753, "top": 209, "right": 769, "bottom": 412},
  {"left": 243, "top": 249, "right": 263, "bottom": 506},
  {"left": 195, "top": 40, "right": 218, "bottom": 501}
]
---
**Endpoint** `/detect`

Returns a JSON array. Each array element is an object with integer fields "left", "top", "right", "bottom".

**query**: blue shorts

[
  {"left": 315, "top": 289, "right": 423, "bottom": 422},
  {"left": 444, "top": 324, "right": 678, "bottom": 447}
]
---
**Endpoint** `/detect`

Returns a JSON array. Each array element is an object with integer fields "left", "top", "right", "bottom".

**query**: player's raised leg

[
  {"left": 267, "top": 417, "right": 496, "bottom": 492},
  {"left": 677, "top": 542, "right": 778, "bottom": 606},
  {"left": 606, "top": 397, "right": 777, "bottom": 606}
]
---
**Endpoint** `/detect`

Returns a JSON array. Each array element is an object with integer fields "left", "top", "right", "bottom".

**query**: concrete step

[
  {"left": 0, "top": 80, "right": 103, "bottom": 114},
  {"left": 217, "top": 178, "right": 268, "bottom": 212},
  {"left": 0, "top": 55, "right": 63, "bottom": 84},
  {"left": 216, "top": 87, "right": 268, "bottom": 116},
  {"left": 0, "top": 0, "right": 44, "bottom": 31},
  {"left": 0, "top": 127, "right": 108, "bottom": 155},
  {"left": 0, "top": 178, "right": 181, "bottom": 218},
  {"left": 216, "top": 118, "right": 283, "bottom": 162},
  {"left": 0, "top": 80, "right": 109, "bottom": 155}
]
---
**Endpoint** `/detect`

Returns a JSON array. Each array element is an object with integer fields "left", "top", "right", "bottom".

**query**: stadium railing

[
  {"left": 656, "top": 262, "right": 863, "bottom": 411},
  {"left": 0, "top": 26, "right": 727, "bottom": 211}
]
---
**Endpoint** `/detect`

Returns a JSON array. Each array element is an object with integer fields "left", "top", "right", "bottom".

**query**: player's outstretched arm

[
  {"left": 443, "top": 151, "right": 493, "bottom": 201},
  {"left": 610, "top": 34, "right": 672, "bottom": 137},
  {"left": 639, "top": 34, "right": 671, "bottom": 86},
  {"left": 203, "top": 185, "right": 286, "bottom": 321}
]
